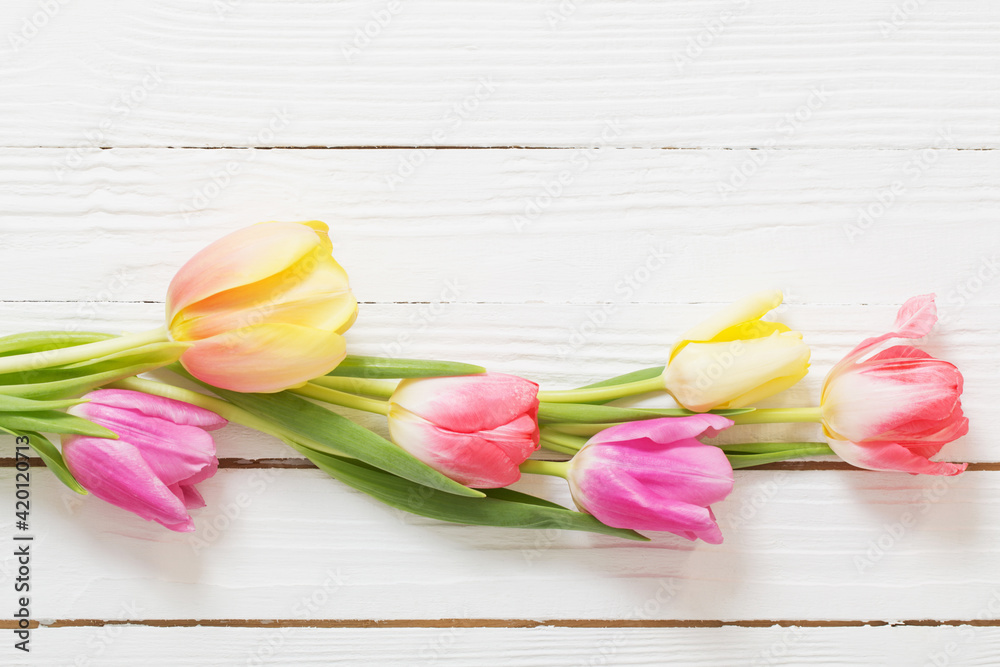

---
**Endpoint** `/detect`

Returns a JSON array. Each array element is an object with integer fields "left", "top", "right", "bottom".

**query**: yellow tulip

[
  {"left": 661, "top": 291, "right": 811, "bottom": 412},
  {"left": 166, "top": 221, "right": 358, "bottom": 393}
]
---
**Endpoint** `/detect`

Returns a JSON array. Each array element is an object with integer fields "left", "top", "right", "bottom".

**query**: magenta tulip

[
  {"left": 821, "top": 294, "right": 969, "bottom": 476},
  {"left": 62, "top": 389, "right": 227, "bottom": 532},
  {"left": 387, "top": 373, "right": 540, "bottom": 488},
  {"left": 567, "top": 415, "right": 735, "bottom": 543}
]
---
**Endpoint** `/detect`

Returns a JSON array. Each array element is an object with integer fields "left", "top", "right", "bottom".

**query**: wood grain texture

[
  {"left": 3, "top": 468, "right": 998, "bottom": 621},
  {"left": 2, "top": 2, "right": 998, "bottom": 148},
  {"left": 0, "top": 148, "right": 995, "bottom": 306},
  {"left": 17, "top": 626, "right": 1000, "bottom": 666}
]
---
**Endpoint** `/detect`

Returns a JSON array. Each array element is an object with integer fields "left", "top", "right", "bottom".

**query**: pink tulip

[
  {"left": 62, "top": 389, "right": 227, "bottom": 532},
  {"left": 387, "top": 373, "right": 540, "bottom": 488},
  {"left": 567, "top": 415, "right": 734, "bottom": 543},
  {"left": 821, "top": 294, "right": 969, "bottom": 476}
]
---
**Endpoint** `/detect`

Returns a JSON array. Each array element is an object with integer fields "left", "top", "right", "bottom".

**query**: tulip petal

[
  {"left": 664, "top": 332, "right": 810, "bottom": 412},
  {"left": 387, "top": 407, "right": 524, "bottom": 488},
  {"left": 572, "top": 465, "right": 726, "bottom": 542},
  {"left": 392, "top": 373, "right": 539, "bottom": 434},
  {"left": 589, "top": 414, "right": 733, "bottom": 447},
  {"left": 80, "top": 389, "right": 227, "bottom": 431},
  {"left": 63, "top": 436, "right": 195, "bottom": 531},
  {"left": 170, "top": 244, "right": 357, "bottom": 342},
  {"left": 678, "top": 291, "right": 783, "bottom": 343},
  {"left": 832, "top": 294, "right": 937, "bottom": 374},
  {"left": 827, "top": 438, "right": 967, "bottom": 476},
  {"left": 822, "top": 358, "right": 963, "bottom": 442},
  {"left": 167, "top": 222, "right": 327, "bottom": 323},
  {"left": 180, "top": 323, "right": 347, "bottom": 393}
]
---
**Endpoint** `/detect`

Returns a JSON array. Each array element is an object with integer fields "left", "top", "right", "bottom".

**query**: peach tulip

[{"left": 166, "top": 221, "right": 358, "bottom": 392}]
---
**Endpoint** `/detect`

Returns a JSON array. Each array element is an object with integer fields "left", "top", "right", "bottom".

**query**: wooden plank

[
  {"left": 0, "top": 148, "right": 996, "bottom": 307},
  {"left": 2, "top": 2, "right": 998, "bottom": 148},
  {"left": 3, "top": 468, "right": 998, "bottom": 621},
  {"left": 16, "top": 626, "right": 1000, "bottom": 666},
  {"left": 0, "top": 299, "right": 994, "bottom": 461}
]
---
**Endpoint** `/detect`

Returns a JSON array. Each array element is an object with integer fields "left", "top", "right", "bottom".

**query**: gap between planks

[{"left": 4, "top": 619, "right": 1000, "bottom": 630}]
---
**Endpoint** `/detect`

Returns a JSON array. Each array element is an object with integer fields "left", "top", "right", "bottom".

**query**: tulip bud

[
  {"left": 821, "top": 294, "right": 968, "bottom": 475},
  {"left": 662, "top": 291, "right": 810, "bottom": 412},
  {"left": 387, "top": 373, "right": 540, "bottom": 488},
  {"left": 567, "top": 415, "right": 734, "bottom": 543},
  {"left": 166, "top": 221, "right": 358, "bottom": 393},
  {"left": 62, "top": 389, "right": 227, "bottom": 532}
]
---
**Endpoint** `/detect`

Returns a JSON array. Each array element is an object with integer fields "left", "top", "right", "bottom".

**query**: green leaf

[
  {"left": 4, "top": 429, "right": 88, "bottom": 495},
  {"left": 328, "top": 355, "right": 486, "bottom": 379},
  {"left": 725, "top": 443, "right": 835, "bottom": 469},
  {"left": 299, "top": 445, "right": 648, "bottom": 541},
  {"left": 0, "top": 395, "right": 86, "bottom": 412},
  {"left": 0, "top": 331, "right": 115, "bottom": 358},
  {"left": 0, "top": 410, "right": 116, "bottom": 438},
  {"left": 0, "top": 357, "right": 182, "bottom": 400},
  {"left": 208, "top": 386, "right": 484, "bottom": 499},
  {"left": 574, "top": 366, "right": 666, "bottom": 390},
  {"left": 538, "top": 402, "right": 755, "bottom": 424}
]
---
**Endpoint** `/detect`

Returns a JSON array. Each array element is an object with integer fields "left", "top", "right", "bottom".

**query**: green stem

[
  {"left": 0, "top": 327, "right": 169, "bottom": 375},
  {"left": 729, "top": 407, "right": 823, "bottom": 425},
  {"left": 546, "top": 422, "right": 617, "bottom": 437},
  {"left": 310, "top": 375, "right": 398, "bottom": 399},
  {"left": 538, "top": 428, "right": 589, "bottom": 453},
  {"left": 536, "top": 375, "right": 664, "bottom": 404},
  {"left": 290, "top": 382, "right": 391, "bottom": 416},
  {"left": 520, "top": 459, "right": 570, "bottom": 479},
  {"left": 539, "top": 437, "right": 580, "bottom": 456}
]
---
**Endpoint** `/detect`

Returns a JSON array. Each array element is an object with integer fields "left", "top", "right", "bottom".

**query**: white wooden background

[{"left": 2, "top": 1, "right": 999, "bottom": 665}]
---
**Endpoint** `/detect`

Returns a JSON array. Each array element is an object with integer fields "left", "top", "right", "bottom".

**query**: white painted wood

[
  {"left": 19, "top": 626, "right": 1000, "bottom": 667},
  {"left": 3, "top": 468, "right": 998, "bottom": 621},
  {"left": 0, "top": 298, "right": 993, "bottom": 461},
  {"left": 0, "top": 148, "right": 995, "bottom": 307},
  {"left": 2, "top": 2, "right": 998, "bottom": 148}
]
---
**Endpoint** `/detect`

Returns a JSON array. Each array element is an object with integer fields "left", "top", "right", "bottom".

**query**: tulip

[
  {"left": 536, "top": 292, "right": 810, "bottom": 413},
  {"left": 661, "top": 291, "right": 811, "bottom": 412},
  {"left": 167, "top": 221, "right": 358, "bottom": 393},
  {"left": 820, "top": 294, "right": 968, "bottom": 476},
  {"left": 62, "top": 389, "right": 227, "bottom": 532},
  {"left": 565, "top": 415, "right": 735, "bottom": 543},
  {"left": 386, "top": 373, "right": 540, "bottom": 488}
]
